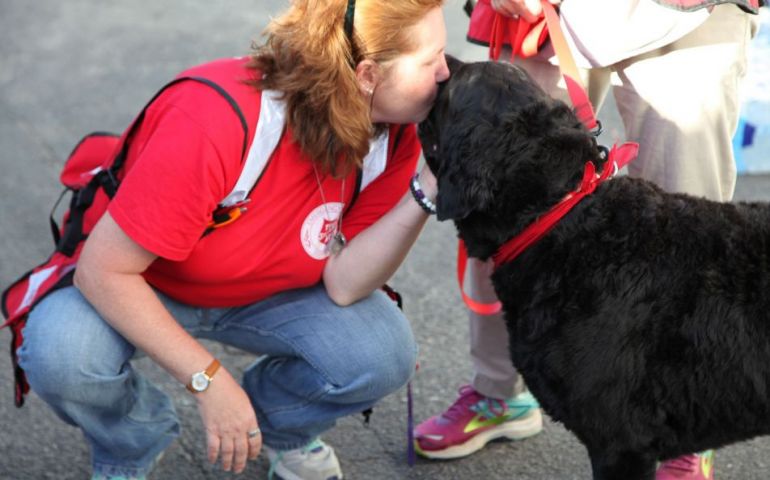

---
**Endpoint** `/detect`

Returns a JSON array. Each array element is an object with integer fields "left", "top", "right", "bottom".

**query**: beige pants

[{"left": 469, "top": 4, "right": 759, "bottom": 399}]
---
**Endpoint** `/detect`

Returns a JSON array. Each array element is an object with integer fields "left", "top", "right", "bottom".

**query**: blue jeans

[{"left": 17, "top": 284, "right": 416, "bottom": 478}]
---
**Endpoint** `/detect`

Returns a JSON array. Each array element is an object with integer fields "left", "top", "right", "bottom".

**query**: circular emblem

[{"left": 301, "top": 202, "right": 344, "bottom": 260}]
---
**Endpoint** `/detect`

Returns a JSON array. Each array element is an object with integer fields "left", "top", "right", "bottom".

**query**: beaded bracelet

[{"left": 410, "top": 173, "right": 437, "bottom": 215}]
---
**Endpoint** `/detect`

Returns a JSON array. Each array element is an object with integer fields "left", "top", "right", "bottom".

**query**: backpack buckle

[
  {"left": 96, "top": 168, "right": 119, "bottom": 198},
  {"left": 208, "top": 199, "right": 251, "bottom": 230}
]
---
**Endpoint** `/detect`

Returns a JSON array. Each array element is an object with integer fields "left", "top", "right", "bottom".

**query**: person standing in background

[{"left": 415, "top": 1, "right": 762, "bottom": 479}]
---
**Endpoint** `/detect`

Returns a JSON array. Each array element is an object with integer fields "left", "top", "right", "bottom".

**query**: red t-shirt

[{"left": 108, "top": 59, "right": 420, "bottom": 307}]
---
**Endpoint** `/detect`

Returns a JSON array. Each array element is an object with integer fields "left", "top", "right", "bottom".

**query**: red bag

[{"left": 1, "top": 131, "right": 120, "bottom": 405}]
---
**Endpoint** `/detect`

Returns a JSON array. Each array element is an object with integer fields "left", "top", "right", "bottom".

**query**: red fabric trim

[
  {"left": 470, "top": 0, "right": 548, "bottom": 58},
  {"left": 484, "top": 8, "right": 548, "bottom": 61}
]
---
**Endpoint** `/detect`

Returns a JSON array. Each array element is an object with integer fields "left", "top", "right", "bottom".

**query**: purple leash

[{"left": 407, "top": 380, "right": 416, "bottom": 466}]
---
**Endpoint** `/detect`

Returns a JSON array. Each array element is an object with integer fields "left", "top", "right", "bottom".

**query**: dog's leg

[{"left": 588, "top": 450, "right": 656, "bottom": 480}]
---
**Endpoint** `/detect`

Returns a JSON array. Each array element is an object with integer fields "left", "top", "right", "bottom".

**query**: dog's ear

[
  {"left": 434, "top": 122, "right": 498, "bottom": 221},
  {"left": 431, "top": 65, "right": 509, "bottom": 221},
  {"left": 435, "top": 174, "right": 474, "bottom": 221}
]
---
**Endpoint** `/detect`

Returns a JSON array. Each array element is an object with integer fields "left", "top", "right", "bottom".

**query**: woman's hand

[
  {"left": 195, "top": 369, "right": 262, "bottom": 474},
  {"left": 490, "top": 0, "right": 561, "bottom": 23}
]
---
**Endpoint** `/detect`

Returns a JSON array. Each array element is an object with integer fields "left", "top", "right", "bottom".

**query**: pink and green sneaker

[
  {"left": 414, "top": 385, "right": 543, "bottom": 459},
  {"left": 656, "top": 451, "right": 714, "bottom": 480}
]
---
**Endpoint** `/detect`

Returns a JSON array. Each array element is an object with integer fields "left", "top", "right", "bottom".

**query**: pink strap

[{"left": 540, "top": 1, "right": 598, "bottom": 130}]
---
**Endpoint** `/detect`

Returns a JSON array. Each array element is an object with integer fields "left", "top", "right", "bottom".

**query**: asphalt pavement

[{"left": 2, "top": 1, "right": 770, "bottom": 479}]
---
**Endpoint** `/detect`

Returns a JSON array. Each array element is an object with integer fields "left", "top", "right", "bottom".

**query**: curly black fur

[{"left": 419, "top": 57, "right": 770, "bottom": 480}]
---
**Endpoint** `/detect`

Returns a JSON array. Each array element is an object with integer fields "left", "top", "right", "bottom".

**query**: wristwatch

[{"left": 186, "top": 358, "right": 221, "bottom": 393}]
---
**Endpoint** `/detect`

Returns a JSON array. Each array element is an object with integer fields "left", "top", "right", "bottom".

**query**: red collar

[{"left": 491, "top": 142, "right": 639, "bottom": 269}]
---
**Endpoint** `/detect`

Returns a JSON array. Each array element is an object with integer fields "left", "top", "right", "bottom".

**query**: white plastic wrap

[{"left": 736, "top": 9, "right": 770, "bottom": 173}]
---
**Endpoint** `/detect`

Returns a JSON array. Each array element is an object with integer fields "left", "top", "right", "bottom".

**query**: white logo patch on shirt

[{"left": 301, "top": 202, "right": 344, "bottom": 260}]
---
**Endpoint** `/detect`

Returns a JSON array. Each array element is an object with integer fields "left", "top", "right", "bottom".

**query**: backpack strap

[
  {"left": 344, "top": 169, "right": 364, "bottom": 217},
  {"left": 109, "top": 76, "right": 250, "bottom": 186},
  {"left": 57, "top": 77, "right": 250, "bottom": 256},
  {"left": 391, "top": 124, "right": 409, "bottom": 160},
  {"left": 343, "top": 124, "right": 408, "bottom": 216}
]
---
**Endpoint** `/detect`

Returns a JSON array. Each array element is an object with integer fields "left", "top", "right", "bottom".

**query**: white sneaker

[
  {"left": 265, "top": 438, "right": 343, "bottom": 480},
  {"left": 91, "top": 450, "right": 165, "bottom": 480}
]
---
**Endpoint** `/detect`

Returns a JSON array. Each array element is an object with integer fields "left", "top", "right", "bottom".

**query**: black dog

[{"left": 419, "top": 57, "right": 770, "bottom": 480}]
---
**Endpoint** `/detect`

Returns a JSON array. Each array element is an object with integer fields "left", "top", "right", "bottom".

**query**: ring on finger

[{"left": 248, "top": 429, "right": 261, "bottom": 438}]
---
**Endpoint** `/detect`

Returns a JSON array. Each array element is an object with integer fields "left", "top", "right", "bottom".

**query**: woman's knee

[
  {"left": 366, "top": 335, "right": 417, "bottom": 399},
  {"left": 17, "top": 287, "right": 134, "bottom": 402},
  {"left": 332, "top": 291, "right": 418, "bottom": 399}
]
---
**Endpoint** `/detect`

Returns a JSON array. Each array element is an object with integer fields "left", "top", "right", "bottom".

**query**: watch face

[{"left": 191, "top": 372, "right": 210, "bottom": 392}]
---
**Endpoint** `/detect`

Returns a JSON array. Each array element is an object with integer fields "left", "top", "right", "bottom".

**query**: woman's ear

[{"left": 355, "top": 59, "right": 380, "bottom": 96}]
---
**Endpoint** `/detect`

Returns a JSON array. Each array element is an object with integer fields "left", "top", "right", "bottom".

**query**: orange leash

[
  {"left": 457, "top": 240, "right": 503, "bottom": 315},
  {"left": 540, "top": 0, "right": 598, "bottom": 131}
]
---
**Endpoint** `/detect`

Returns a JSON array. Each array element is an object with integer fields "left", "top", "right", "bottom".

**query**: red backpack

[{"left": 0, "top": 76, "right": 251, "bottom": 407}]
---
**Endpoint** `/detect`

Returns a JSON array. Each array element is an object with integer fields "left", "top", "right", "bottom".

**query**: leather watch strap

[
  {"left": 186, "top": 358, "right": 221, "bottom": 393},
  {"left": 204, "top": 358, "right": 221, "bottom": 379}
]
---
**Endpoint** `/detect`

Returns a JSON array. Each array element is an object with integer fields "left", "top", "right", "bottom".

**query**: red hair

[{"left": 249, "top": 0, "right": 444, "bottom": 177}]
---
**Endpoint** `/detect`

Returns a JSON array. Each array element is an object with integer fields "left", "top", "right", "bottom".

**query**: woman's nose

[{"left": 436, "top": 56, "right": 450, "bottom": 82}]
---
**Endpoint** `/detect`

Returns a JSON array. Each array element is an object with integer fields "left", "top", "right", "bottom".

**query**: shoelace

[
  {"left": 267, "top": 452, "right": 283, "bottom": 480},
  {"left": 441, "top": 385, "right": 507, "bottom": 423},
  {"left": 267, "top": 439, "right": 325, "bottom": 479},
  {"left": 440, "top": 386, "right": 484, "bottom": 422},
  {"left": 660, "top": 454, "right": 698, "bottom": 473},
  {"left": 474, "top": 397, "right": 508, "bottom": 419}
]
